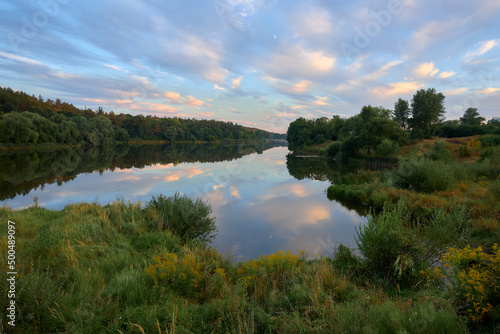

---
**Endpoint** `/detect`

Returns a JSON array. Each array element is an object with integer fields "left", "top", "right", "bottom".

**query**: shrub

[
  {"left": 355, "top": 203, "right": 417, "bottom": 280},
  {"left": 146, "top": 193, "right": 217, "bottom": 244},
  {"left": 333, "top": 244, "right": 362, "bottom": 273},
  {"left": 423, "top": 244, "right": 500, "bottom": 322},
  {"left": 367, "top": 188, "right": 390, "bottom": 208},
  {"left": 327, "top": 141, "right": 342, "bottom": 158},
  {"left": 393, "top": 158, "right": 455, "bottom": 193},
  {"left": 458, "top": 145, "right": 470, "bottom": 157},
  {"left": 145, "top": 249, "right": 228, "bottom": 299},
  {"left": 480, "top": 146, "right": 500, "bottom": 165},
  {"left": 236, "top": 251, "right": 301, "bottom": 291},
  {"left": 489, "top": 179, "right": 500, "bottom": 199},
  {"left": 424, "top": 140, "right": 451, "bottom": 161},
  {"left": 376, "top": 139, "right": 399, "bottom": 157},
  {"left": 479, "top": 134, "right": 500, "bottom": 147}
]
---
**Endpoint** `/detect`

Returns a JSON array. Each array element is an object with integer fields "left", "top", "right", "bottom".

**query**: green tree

[
  {"left": 164, "top": 126, "right": 178, "bottom": 142},
  {"left": 286, "top": 118, "right": 313, "bottom": 150},
  {"left": 393, "top": 98, "right": 410, "bottom": 130},
  {"left": 409, "top": 88, "right": 445, "bottom": 138},
  {"left": 0, "top": 112, "right": 33, "bottom": 144},
  {"left": 326, "top": 115, "right": 345, "bottom": 141},
  {"left": 460, "top": 107, "right": 485, "bottom": 125}
]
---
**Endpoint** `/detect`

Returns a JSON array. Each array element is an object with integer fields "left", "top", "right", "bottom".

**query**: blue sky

[{"left": 1, "top": 0, "right": 499, "bottom": 133}]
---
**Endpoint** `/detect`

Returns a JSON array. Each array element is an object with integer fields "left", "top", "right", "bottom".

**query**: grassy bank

[
  {"left": 326, "top": 136, "right": 500, "bottom": 332},
  {"left": 0, "top": 196, "right": 469, "bottom": 333}
]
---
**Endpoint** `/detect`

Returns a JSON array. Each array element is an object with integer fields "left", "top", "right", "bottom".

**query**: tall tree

[
  {"left": 393, "top": 98, "right": 410, "bottom": 130},
  {"left": 460, "top": 107, "right": 485, "bottom": 125},
  {"left": 409, "top": 88, "right": 445, "bottom": 138}
]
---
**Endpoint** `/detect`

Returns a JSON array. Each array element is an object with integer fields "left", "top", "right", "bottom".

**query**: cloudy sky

[{"left": 1, "top": 0, "right": 499, "bottom": 132}]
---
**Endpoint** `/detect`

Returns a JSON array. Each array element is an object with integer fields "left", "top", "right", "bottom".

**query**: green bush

[
  {"left": 147, "top": 193, "right": 217, "bottom": 244},
  {"left": 489, "top": 179, "right": 500, "bottom": 199},
  {"left": 376, "top": 139, "right": 399, "bottom": 157},
  {"left": 327, "top": 141, "right": 342, "bottom": 158},
  {"left": 355, "top": 203, "right": 415, "bottom": 279},
  {"left": 480, "top": 146, "right": 500, "bottom": 165},
  {"left": 458, "top": 145, "right": 470, "bottom": 157},
  {"left": 367, "top": 188, "right": 390, "bottom": 208},
  {"left": 333, "top": 244, "right": 362, "bottom": 273},
  {"left": 479, "top": 134, "right": 500, "bottom": 147},
  {"left": 424, "top": 140, "right": 451, "bottom": 161},
  {"left": 393, "top": 158, "right": 455, "bottom": 193}
]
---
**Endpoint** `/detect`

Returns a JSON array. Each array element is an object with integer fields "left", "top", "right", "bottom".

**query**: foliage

[
  {"left": 393, "top": 157, "right": 456, "bottom": 193},
  {"left": 355, "top": 203, "right": 416, "bottom": 280},
  {"left": 424, "top": 140, "right": 452, "bottom": 161},
  {"left": 145, "top": 248, "right": 229, "bottom": 300},
  {"left": 146, "top": 193, "right": 217, "bottom": 244},
  {"left": 423, "top": 244, "right": 500, "bottom": 322},
  {"left": 489, "top": 179, "right": 500, "bottom": 199},
  {"left": 0, "top": 198, "right": 470, "bottom": 333},
  {"left": 333, "top": 244, "right": 363, "bottom": 273},
  {"left": 0, "top": 87, "right": 283, "bottom": 147},
  {"left": 409, "top": 88, "right": 446, "bottom": 138},
  {"left": 460, "top": 107, "right": 485, "bottom": 125},
  {"left": 327, "top": 141, "right": 342, "bottom": 158},
  {"left": 479, "top": 134, "right": 500, "bottom": 147},
  {"left": 287, "top": 106, "right": 407, "bottom": 159},
  {"left": 236, "top": 251, "right": 301, "bottom": 293},
  {"left": 376, "top": 138, "right": 399, "bottom": 157},
  {"left": 393, "top": 97, "right": 410, "bottom": 130}
]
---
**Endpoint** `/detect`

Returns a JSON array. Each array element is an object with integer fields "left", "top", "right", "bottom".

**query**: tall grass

[{"left": 0, "top": 198, "right": 467, "bottom": 333}]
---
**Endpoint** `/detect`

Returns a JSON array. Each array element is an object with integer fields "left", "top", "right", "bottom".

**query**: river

[{"left": 0, "top": 143, "right": 367, "bottom": 260}]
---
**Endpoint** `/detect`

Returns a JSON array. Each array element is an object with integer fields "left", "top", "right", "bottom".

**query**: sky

[{"left": 0, "top": 0, "right": 499, "bottom": 133}]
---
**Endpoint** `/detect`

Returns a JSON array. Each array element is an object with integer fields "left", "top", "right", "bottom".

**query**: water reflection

[{"left": 0, "top": 143, "right": 367, "bottom": 260}]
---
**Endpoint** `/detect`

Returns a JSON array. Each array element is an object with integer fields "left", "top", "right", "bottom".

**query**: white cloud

[
  {"left": 269, "top": 79, "right": 314, "bottom": 95},
  {"left": 313, "top": 96, "right": 330, "bottom": 106},
  {"left": 371, "top": 81, "right": 424, "bottom": 97},
  {"left": 104, "top": 64, "right": 126, "bottom": 72},
  {"left": 165, "top": 91, "right": 204, "bottom": 108},
  {"left": 464, "top": 39, "right": 500, "bottom": 62},
  {"left": 365, "top": 59, "right": 403, "bottom": 81},
  {"left": 479, "top": 87, "right": 500, "bottom": 95},
  {"left": 163, "top": 34, "right": 228, "bottom": 85},
  {"left": 445, "top": 88, "right": 468, "bottom": 95},
  {"left": 413, "top": 62, "right": 439, "bottom": 78},
  {"left": 291, "top": 6, "right": 332, "bottom": 37},
  {"left": 232, "top": 76, "right": 243, "bottom": 90},
  {"left": 438, "top": 71, "right": 456, "bottom": 79},
  {"left": 406, "top": 20, "right": 458, "bottom": 58},
  {"left": 260, "top": 44, "right": 336, "bottom": 79},
  {"left": 0, "top": 51, "right": 43, "bottom": 66}
]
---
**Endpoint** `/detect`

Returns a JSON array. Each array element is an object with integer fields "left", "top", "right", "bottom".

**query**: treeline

[
  {"left": 287, "top": 88, "right": 500, "bottom": 159},
  {"left": 0, "top": 87, "right": 284, "bottom": 146}
]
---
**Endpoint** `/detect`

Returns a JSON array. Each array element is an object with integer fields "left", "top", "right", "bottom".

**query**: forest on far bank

[{"left": 0, "top": 87, "right": 284, "bottom": 147}]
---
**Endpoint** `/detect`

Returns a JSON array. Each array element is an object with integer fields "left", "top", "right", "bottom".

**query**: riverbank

[{"left": 0, "top": 196, "right": 469, "bottom": 333}]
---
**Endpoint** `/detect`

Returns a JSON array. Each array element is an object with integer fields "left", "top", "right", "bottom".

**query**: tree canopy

[
  {"left": 460, "top": 107, "right": 485, "bottom": 125},
  {"left": 0, "top": 87, "right": 284, "bottom": 146},
  {"left": 409, "top": 88, "right": 445, "bottom": 138},
  {"left": 286, "top": 87, "right": 499, "bottom": 159}
]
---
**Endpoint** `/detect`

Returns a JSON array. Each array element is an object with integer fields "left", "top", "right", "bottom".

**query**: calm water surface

[{"left": 0, "top": 143, "right": 367, "bottom": 260}]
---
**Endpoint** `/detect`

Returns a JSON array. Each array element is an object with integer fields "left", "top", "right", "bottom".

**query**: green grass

[{"left": 0, "top": 198, "right": 468, "bottom": 333}]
